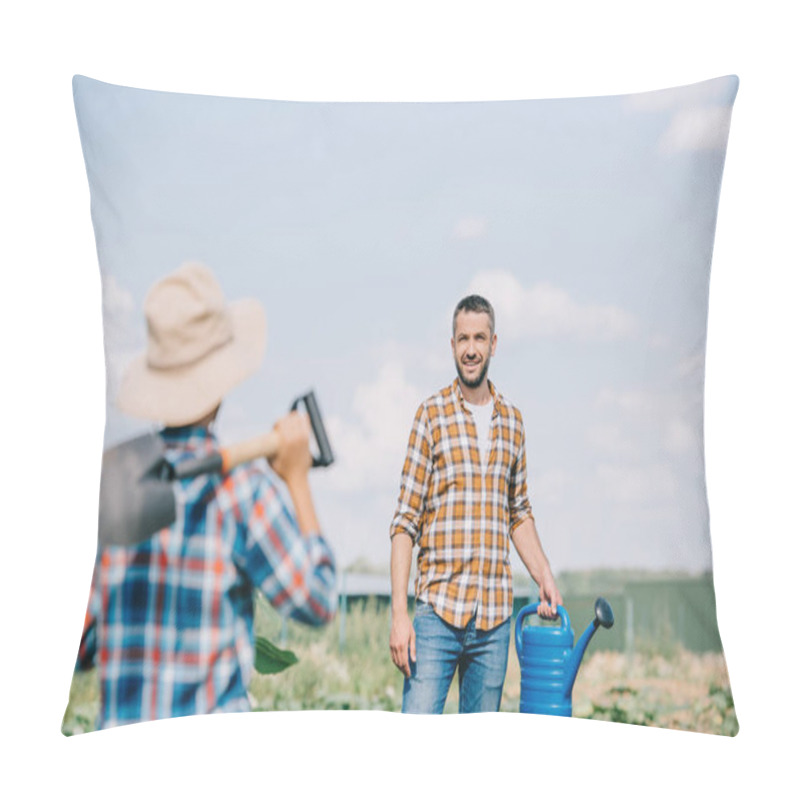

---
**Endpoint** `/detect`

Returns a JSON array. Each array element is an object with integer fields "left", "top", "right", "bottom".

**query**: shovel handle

[
  {"left": 220, "top": 430, "right": 281, "bottom": 472},
  {"left": 223, "top": 392, "right": 333, "bottom": 472}
]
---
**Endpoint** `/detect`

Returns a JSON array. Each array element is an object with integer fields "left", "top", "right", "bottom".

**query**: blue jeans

[{"left": 402, "top": 603, "right": 511, "bottom": 714}]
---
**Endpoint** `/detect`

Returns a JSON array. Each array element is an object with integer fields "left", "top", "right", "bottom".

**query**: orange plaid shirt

[{"left": 390, "top": 379, "right": 533, "bottom": 631}]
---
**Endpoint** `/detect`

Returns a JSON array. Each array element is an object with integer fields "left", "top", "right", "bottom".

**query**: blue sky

[{"left": 75, "top": 74, "right": 738, "bottom": 575}]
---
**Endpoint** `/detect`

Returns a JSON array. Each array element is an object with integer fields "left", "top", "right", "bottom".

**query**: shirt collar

[{"left": 451, "top": 377, "right": 501, "bottom": 416}]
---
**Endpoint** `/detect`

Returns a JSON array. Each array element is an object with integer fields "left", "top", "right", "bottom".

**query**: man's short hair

[{"left": 452, "top": 295, "right": 495, "bottom": 336}]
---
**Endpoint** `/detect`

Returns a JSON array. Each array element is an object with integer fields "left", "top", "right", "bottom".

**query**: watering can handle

[{"left": 514, "top": 603, "right": 571, "bottom": 657}]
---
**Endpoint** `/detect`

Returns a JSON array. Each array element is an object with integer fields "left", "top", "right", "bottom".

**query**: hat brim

[{"left": 116, "top": 298, "right": 267, "bottom": 427}]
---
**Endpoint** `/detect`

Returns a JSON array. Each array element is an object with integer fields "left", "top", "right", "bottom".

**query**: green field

[{"left": 62, "top": 593, "right": 737, "bottom": 735}]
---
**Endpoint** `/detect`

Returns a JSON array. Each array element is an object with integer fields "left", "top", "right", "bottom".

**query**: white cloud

[
  {"left": 596, "top": 387, "right": 655, "bottom": 414},
  {"left": 624, "top": 79, "right": 733, "bottom": 112},
  {"left": 452, "top": 216, "right": 488, "bottom": 240},
  {"left": 648, "top": 333, "right": 671, "bottom": 349},
  {"left": 594, "top": 387, "right": 699, "bottom": 457},
  {"left": 586, "top": 423, "right": 639, "bottom": 459},
  {"left": 368, "top": 338, "right": 451, "bottom": 376},
  {"left": 623, "top": 80, "right": 734, "bottom": 154},
  {"left": 658, "top": 107, "right": 733, "bottom": 153},
  {"left": 101, "top": 273, "right": 142, "bottom": 395},
  {"left": 622, "top": 77, "right": 734, "bottom": 156},
  {"left": 326, "top": 361, "right": 422, "bottom": 492},
  {"left": 467, "top": 270, "right": 637, "bottom": 343},
  {"left": 311, "top": 349, "right": 450, "bottom": 567},
  {"left": 677, "top": 352, "right": 705, "bottom": 378},
  {"left": 663, "top": 418, "right": 697, "bottom": 456},
  {"left": 592, "top": 463, "right": 679, "bottom": 506}
]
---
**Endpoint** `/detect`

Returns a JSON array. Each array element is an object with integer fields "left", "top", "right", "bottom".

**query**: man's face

[{"left": 451, "top": 311, "right": 497, "bottom": 390}]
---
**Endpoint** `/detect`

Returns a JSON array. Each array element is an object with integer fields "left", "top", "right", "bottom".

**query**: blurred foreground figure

[{"left": 76, "top": 262, "right": 336, "bottom": 729}]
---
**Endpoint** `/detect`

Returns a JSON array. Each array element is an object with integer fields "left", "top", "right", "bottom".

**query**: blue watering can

[{"left": 515, "top": 597, "right": 614, "bottom": 716}]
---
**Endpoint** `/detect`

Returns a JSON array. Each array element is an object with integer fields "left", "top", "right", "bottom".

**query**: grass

[
  {"left": 62, "top": 596, "right": 737, "bottom": 735},
  {"left": 572, "top": 649, "right": 738, "bottom": 734}
]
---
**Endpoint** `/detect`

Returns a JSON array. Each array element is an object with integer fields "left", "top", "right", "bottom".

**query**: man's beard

[{"left": 456, "top": 356, "right": 490, "bottom": 389}]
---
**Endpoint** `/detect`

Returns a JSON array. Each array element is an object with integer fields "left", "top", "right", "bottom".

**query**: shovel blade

[{"left": 98, "top": 433, "right": 177, "bottom": 548}]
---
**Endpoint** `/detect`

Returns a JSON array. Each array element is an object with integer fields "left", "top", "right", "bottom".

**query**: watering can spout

[{"left": 564, "top": 597, "right": 615, "bottom": 692}]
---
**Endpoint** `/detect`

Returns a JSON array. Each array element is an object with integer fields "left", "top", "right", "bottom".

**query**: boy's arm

[
  {"left": 240, "top": 410, "right": 337, "bottom": 627},
  {"left": 269, "top": 411, "right": 319, "bottom": 535}
]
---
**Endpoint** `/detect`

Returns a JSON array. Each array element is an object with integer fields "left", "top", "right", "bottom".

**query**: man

[
  {"left": 75, "top": 262, "right": 337, "bottom": 729},
  {"left": 389, "top": 294, "right": 561, "bottom": 714}
]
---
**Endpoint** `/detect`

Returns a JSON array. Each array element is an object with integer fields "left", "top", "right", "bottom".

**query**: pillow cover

[{"left": 63, "top": 74, "right": 738, "bottom": 735}]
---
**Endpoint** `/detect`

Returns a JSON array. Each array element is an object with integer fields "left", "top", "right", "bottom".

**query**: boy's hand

[{"left": 269, "top": 411, "right": 312, "bottom": 484}]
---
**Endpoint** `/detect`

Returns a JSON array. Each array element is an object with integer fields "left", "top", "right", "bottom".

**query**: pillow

[{"left": 63, "top": 74, "right": 738, "bottom": 735}]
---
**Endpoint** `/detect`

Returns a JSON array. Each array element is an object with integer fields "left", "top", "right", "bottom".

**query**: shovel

[{"left": 98, "top": 391, "right": 333, "bottom": 548}]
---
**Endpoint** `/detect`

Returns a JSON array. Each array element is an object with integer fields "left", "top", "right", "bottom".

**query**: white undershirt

[{"left": 464, "top": 400, "right": 493, "bottom": 471}]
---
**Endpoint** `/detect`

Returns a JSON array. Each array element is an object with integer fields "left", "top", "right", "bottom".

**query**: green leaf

[{"left": 254, "top": 636, "right": 299, "bottom": 675}]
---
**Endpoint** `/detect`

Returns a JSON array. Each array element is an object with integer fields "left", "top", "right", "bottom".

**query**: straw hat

[{"left": 116, "top": 262, "right": 267, "bottom": 426}]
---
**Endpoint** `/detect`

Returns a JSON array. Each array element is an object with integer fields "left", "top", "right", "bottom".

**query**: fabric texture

[
  {"left": 80, "top": 425, "right": 336, "bottom": 728},
  {"left": 390, "top": 379, "right": 532, "bottom": 630}
]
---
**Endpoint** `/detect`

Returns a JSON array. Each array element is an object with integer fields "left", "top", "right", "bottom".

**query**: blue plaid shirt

[{"left": 79, "top": 425, "right": 337, "bottom": 729}]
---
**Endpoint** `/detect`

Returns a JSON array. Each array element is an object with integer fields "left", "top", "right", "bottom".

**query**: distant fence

[
  {"left": 279, "top": 573, "right": 724, "bottom": 655},
  {"left": 509, "top": 576, "right": 723, "bottom": 656}
]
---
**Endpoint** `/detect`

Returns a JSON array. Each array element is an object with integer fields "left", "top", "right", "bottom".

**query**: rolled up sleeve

[
  {"left": 508, "top": 421, "right": 534, "bottom": 533},
  {"left": 390, "top": 403, "right": 432, "bottom": 544},
  {"left": 238, "top": 475, "right": 337, "bottom": 626}
]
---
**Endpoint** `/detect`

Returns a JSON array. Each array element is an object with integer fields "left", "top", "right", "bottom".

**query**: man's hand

[
  {"left": 390, "top": 608, "right": 416, "bottom": 678},
  {"left": 509, "top": 518, "right": 562, "bottom": 620},
  {"left": 537, "top": 571, "right": 563, "bottom": 620},
  {"left": 268, "top": 411, "right": 313, "bottom": 486}
]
